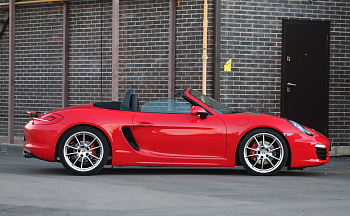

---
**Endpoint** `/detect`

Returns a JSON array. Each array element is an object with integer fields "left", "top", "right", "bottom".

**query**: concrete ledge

[
  {"left": 329, "top": 146, "right": 350, "bottom": 157},
  {"left": 1, "top": 143, "right": 23, "bottom": 154}
]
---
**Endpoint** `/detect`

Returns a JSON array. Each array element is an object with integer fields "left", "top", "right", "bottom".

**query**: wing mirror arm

[{"left": 190, "top": 106, "right": 208, "bottom": 120}]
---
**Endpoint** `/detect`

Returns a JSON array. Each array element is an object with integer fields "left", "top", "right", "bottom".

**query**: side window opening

[{"left": 140, "top": 99, "right": 192, "bottom": 114}]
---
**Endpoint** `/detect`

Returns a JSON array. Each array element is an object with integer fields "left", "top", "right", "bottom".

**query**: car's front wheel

[
  {"left": 58, "top": 126, "right": 109, "bottom": 175},
  {"left": 239, "top": 129, "right": 288, "bottom": 175}
]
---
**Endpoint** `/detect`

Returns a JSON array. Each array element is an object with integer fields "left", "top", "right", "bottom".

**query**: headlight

[{"left": 287, "top": 120, "right": 314, "bottom": 136}]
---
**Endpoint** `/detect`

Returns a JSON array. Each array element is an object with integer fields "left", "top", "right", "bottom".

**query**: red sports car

[{"left": 23, "top": 88, "right": 330, "bottom": 175}]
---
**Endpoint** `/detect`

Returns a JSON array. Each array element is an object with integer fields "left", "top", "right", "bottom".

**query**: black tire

[
  {"left": 238, "top": 128, "right": 288, "bottom": 175},
  {"left": 58, "top": 126, "right": 109, "bottom": 175}
]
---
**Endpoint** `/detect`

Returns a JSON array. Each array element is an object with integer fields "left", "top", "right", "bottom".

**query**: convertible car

[{"left": 23, "top": 88, "right": 330, "bottom": 175}]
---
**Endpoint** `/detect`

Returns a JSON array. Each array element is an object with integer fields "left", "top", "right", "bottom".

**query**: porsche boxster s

[{"left": 23, "top": 88, "right": 330, "bottom": 175}]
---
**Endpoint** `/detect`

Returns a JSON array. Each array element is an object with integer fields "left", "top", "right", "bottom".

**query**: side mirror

[{"left": 191, "top": 106, "right": 208, "bottom": 120}]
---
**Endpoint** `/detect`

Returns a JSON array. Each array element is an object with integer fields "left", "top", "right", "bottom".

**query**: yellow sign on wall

[{"left": 224, "top": 59, "right": 232, "bottom": 72}]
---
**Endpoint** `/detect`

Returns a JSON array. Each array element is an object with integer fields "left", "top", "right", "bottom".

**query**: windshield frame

[{"left": 182, "top": 88, "right": 235, "bottom": 115}]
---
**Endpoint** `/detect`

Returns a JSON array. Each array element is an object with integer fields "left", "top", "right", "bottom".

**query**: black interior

[
  {"left": 93, "top": 89, "right": 139, "bottom": 112},
  {"left": 93, "top": 101, "right": 121, "bottom": 110},
  {"left": 130, "top": 94, "right": 139, "bottom": 112}
]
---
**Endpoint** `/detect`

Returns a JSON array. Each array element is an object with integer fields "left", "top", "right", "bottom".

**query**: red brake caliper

[
  {"left": 250, "top": 143, "right": 258, "bottom": 161},
  {"left": 90, "top": 143, "right": 96, "bottom": 156}
]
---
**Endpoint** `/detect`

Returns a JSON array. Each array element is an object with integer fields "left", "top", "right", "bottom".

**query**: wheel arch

[
  {"left": 234, "top": 127, "right": 291, "bottom": 167},
  {"left": 55, "top": 124, "right": 113, "bottom": 162}
]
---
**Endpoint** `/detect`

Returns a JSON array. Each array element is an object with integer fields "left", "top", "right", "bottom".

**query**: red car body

[{"left": 23, "top": 88, "right": 330, "bottom": 175}]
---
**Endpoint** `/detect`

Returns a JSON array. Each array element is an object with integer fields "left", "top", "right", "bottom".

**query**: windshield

[{"left": 188, "top": 89, "right": 234, "bottom": 114}]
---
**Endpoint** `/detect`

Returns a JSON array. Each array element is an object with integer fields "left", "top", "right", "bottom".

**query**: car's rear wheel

[
  {"left": 239, "top": 129, "right": 288, "bottom": 175},
  {"left": 58, "top": 126, "right": 109, "bottom": 175}
]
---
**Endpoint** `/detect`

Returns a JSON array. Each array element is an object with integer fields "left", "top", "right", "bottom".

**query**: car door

[{"left": 132, "top": 99, "right": 227, "bottom": 158}]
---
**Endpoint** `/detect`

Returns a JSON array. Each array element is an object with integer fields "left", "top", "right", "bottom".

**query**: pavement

[{"left": 0, "top": 152, "right": 350, "bottom": 215}]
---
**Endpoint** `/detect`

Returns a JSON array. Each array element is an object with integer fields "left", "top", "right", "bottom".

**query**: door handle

[
  {"left": 286, "top": 82, "right": 297, "bottom": 87},
  {"left": 137, "top": 122, "right": 154, "bottom": 127}
]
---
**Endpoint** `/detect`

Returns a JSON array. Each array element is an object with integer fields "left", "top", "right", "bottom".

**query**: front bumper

[
  {"left": 315, "top": 144, "right": 328, "bottom": 160},
  {"left": 286, "top": 130, "right": 330, "bottom": 168}
]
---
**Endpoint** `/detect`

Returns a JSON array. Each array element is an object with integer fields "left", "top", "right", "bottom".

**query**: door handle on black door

[{"left": 287, "top": 82, "right": 297, "bottom": 86}]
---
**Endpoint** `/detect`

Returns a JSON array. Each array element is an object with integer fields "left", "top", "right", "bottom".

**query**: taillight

[{"left": 32, "top": 113, "right": 63, "bottom": 125}]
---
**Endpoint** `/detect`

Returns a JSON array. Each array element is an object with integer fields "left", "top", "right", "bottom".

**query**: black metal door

[{"left": 281, "top": 20, "right": 330, "bottom": 136}]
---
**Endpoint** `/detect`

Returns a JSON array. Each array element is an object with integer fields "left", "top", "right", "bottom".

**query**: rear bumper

[
  {"left": 23, "top": 121, "right": 63, "bottom": 162},
  {"left": 23, "top": 147, "right": 56, "bottom": 162}
]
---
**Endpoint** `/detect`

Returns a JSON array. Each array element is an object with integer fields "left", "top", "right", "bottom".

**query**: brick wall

[
  {"left": 0, "top": 0, "right": 113, "bottom": 137},
  {"left": 175, "top": 0, "right": 214, "bottom": 95},
  {"left": 0, "top": 0, "right": 348, "bottom": 148},
  {"left": 69, "top": 0, "right": 112, "bottom": 106},
  {"left": 221, "top": 0, "right": 350, "bottom": 147},
  {"left": 0, "top": 8, "right": 9, "bottom": 136},
  {"left": 0, "top": 2, "right": 64, "bottom": 137},
  {"left": 118, "top": 0, "right": 214, "bottom": 103},
  {"left": 119, "top": 0, "right": 170, "bottom": 104}
]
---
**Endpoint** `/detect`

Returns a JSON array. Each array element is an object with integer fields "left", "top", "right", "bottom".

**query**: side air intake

[{"left": 122, "top": 127, "right": 140, "bottom": 151}]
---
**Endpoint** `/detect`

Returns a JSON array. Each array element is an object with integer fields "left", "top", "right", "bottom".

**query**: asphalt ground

[{"left": 0, "top": 152, "right": 349, "bottom": 216}]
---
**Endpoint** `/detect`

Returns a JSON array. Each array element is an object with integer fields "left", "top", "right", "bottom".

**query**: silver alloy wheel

[
  {"left": 243, "top": 132, "right": 284, "bottom": 174},
  {"left": 63, "top": 131, "right": 104, "bottom": 172}
]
